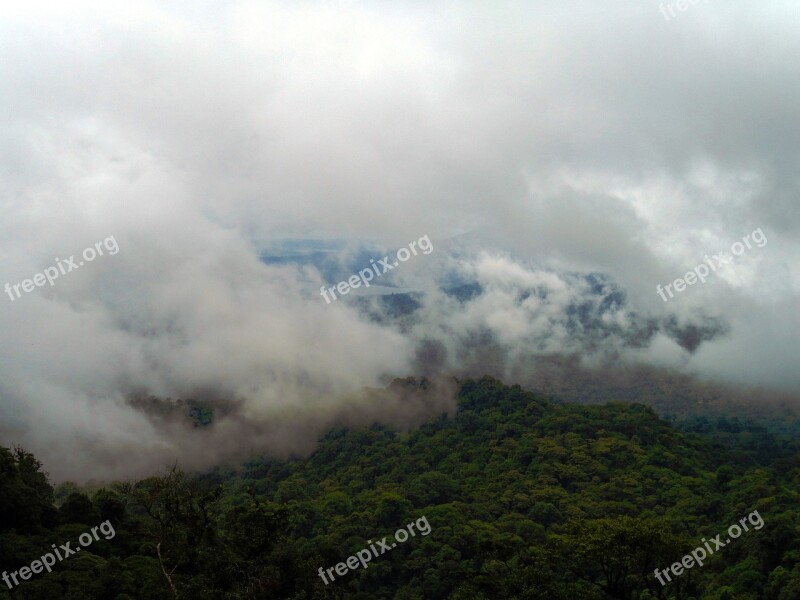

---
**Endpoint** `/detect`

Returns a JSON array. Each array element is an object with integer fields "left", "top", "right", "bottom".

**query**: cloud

[{"left": 0, "top": 0, "right": 798, "bottom": 480}]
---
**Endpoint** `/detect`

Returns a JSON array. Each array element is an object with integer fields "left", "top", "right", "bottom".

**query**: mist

[{"left": 1, "top": 0, "right": 799, "bottom": 481}]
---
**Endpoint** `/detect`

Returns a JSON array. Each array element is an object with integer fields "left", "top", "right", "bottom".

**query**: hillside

[{"left": 1, "top": 377, "right": 798, "bottom": 599}]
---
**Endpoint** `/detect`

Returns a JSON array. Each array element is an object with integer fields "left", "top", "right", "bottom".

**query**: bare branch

[{"left": 156, "top": 542, "right": 179, "bottom": 599}]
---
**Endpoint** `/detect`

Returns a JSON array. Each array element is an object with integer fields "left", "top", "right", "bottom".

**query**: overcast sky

[{"left": 1, "top": 0, "right": 798, "bottom": 480}]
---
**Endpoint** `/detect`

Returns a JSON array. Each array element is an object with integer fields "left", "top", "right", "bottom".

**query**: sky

[{"left": 0, "top": 0, "right": 798, "bottom": 481}]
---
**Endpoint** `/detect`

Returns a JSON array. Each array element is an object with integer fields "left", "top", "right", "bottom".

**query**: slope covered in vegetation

[{"left": 1, "top": 377, "right": 798, "bottom": 599}]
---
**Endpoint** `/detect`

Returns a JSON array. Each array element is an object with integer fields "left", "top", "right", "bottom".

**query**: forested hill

[{"left": 2, "top": 377, "right": 799, "bottom": 599}]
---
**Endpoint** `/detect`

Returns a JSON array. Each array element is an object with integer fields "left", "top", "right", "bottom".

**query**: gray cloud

[{"left": 0, "top": 0, "right": 798, "bottom": 480}]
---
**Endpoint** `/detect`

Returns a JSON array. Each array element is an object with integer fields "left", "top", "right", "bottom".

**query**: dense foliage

[{"left": 1, "top": 377, "right": 798, "bottom": 599}]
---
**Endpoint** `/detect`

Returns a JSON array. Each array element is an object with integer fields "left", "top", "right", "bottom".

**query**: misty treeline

[{"left": 1, "top": 377, "right": 799, "bottom": 599}]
